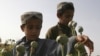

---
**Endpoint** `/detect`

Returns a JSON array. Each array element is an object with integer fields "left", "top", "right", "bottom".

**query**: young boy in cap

[
  {"left": 12, "top": 11, "right": 62, "bottom": 56},
  {"left": 46, "top": 1, "right": 93, "bottom": 56}
]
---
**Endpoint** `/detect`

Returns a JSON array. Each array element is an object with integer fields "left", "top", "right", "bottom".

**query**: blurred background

[{"left": 0, "top": 0, "right": 99, "bottom": 56}]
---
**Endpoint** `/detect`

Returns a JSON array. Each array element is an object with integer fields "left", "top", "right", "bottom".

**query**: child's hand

[{"left": 76, "top": 35, "right": 94, "bottom": 54}]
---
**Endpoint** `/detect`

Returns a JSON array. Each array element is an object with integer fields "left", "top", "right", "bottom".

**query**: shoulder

[
  {"left": 48, "top": 25, "right": 58, "bottom": 31},
  {"left": 15, "top": 37, "right": 26, "bottom": 45},
  {"left": 46, "top": 24, "right": 58, "bottom": 34},
  {"left": 46, "top": 24, "right": 59, "bottom": 39}
]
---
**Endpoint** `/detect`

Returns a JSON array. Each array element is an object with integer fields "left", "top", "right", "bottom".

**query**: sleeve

[
  {"left": 45, "top": 40, "right": 62, "bottom": 56},
  {"left": 66, "top": 36, "right": 78, "bottom": 56}
]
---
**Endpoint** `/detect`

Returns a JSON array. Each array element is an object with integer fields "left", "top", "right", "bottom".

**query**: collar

[
  {"left": 20, "top": 36, "right": 40, "bottom": 45},
  {"left": 57, "top": 23, "right": 70, "bottom": 30}
]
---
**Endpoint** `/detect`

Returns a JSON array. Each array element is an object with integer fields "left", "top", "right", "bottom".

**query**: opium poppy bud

[
  {"left": 68, "top": 21, "right": 77, "bottom": 28},
  {"left": 16, "top": 45, "right": 25, "bottom": 53},
  {"left": 30, "top": 41, "right": 38, "bottom": 48},
  {"left": 78, "top": 26, "right": 83, "bottom": 35},
  {"left": 56, "top": 34, "right": 68, "bottom": 45}
]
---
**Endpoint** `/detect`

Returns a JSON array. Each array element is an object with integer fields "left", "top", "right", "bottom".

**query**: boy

[
  {"left": 12, "top": 11, "right": 62, "bottom": 56},
  {"left": 46, "top": 1, "right": 93, "bottom": 56}
]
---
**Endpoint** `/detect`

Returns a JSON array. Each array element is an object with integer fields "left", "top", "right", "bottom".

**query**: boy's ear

[{"left": 20, "top": 25, "right": 24, "bottom": 32}]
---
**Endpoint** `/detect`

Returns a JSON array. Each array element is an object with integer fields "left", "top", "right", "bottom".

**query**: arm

[{"left": 76, "top": 35, "right": 94, "bottom": 55}]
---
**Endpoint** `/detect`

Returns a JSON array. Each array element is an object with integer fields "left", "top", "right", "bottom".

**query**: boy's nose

[{"left": 31, "top": 28, "right": 37, "bottom": 33}]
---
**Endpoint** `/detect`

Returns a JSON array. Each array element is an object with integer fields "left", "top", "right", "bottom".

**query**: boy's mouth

[{"left": 30, "top": 35, "right": 38, "bottom": 38}]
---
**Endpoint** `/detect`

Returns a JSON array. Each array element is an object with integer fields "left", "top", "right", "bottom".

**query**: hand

[{"left": 76, "top": 35, "right": 94, "bottom": 54}]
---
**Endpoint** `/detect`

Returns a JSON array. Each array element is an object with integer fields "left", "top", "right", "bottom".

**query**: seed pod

[
  {"left": 16, "top": 45, "right": 25, "bottom": 53},
  {"left": 56, "top": 34, "right": 68, "bottom": 45},
  {"left": 68, "top": 21, "right": 77, "bottom": 28},
  {"left": 30, "top": 41, "right": 38, "bottom": 56},
  {"left": 1, "top": 48, "right": 12, "bottom": 56},
  {"left": 68, "top": 21, "right": 74, "bottom": 27},
  {"left": 72, "top": 21, "right": 77, "bottom": 28},
  {"left": 74, "top": 42, "right": 83, "bottom": 50},
  {"left": 30, "top": 41, "right": 38, "bottom": 48},
  {"left": 78, "top": 26, "right": 83, "bottom": 34},
  {"left": 74, "top": 42, "right": 85, "bottom": 56}
]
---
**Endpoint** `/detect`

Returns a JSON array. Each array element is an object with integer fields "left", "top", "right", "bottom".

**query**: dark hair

[{"left": 57, "top": 2, "right": 74, "bottom": 15}]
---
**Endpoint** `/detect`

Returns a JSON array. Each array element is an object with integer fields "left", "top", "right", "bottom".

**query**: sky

[{"left": 0, "top": 0, "right": 100, "bottom": 56}]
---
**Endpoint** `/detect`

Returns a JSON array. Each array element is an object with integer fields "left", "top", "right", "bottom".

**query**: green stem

[
  {"left": 61, "top": 45, "right": 64, "bottom": 56},
  {"left": 78, "top": 50, "right": 81, "bottom": 56},
  {"left": 72, "top": 27, "right": 76, "bottom": 36}
]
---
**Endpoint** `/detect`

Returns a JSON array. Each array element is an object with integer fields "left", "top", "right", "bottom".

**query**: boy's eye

[
  {"left": 65, "top": 15, "right": 73, "bottom": 19},
  {"left": 35, "top": 26, "right": 42, "bottom": 29},
  {"left": 28, "top": 26, "right": 33, "bottom": 29},
  {"left": 27, "top": 25, "right": 41, "bottom": 30}
]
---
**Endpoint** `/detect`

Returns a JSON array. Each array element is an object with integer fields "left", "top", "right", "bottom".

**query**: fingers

[
  {"left": 76, "top": 35, "right": 94, "bottom": 55},
  {"left": 76, "top": 35, "right": 88, "bottom": 43},
  {"left": 84, "top": 39, "right": 94, "bottom": 56},
  {"left": 85, "top": 39, "right": 94, "bottom": 52}
]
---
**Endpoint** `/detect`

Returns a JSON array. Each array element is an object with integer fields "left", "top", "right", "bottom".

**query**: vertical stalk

[
  {"left": 61, "top": 45, "right": 64, "bottom": 56},
  {"left": 71, "top": 27, "right": 76, "bottom": 36},
  {"left": 77, "top": 50, "right": 81, "bottom": 56}
]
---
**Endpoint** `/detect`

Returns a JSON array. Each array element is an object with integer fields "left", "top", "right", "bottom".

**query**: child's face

[
  {"left": 59, "top": 10, "right": 74, "bottom": 25},
  {"left": 21, "top": 19, "right": 42, "bottom": 41}
]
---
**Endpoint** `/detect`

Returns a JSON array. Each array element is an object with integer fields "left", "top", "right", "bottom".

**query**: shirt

[
  {"left": 46, "top": 23, "right": 87, "bottom": 56},
  {"left": 12, "top": 36, "right": 62, "bottom": 56}
]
